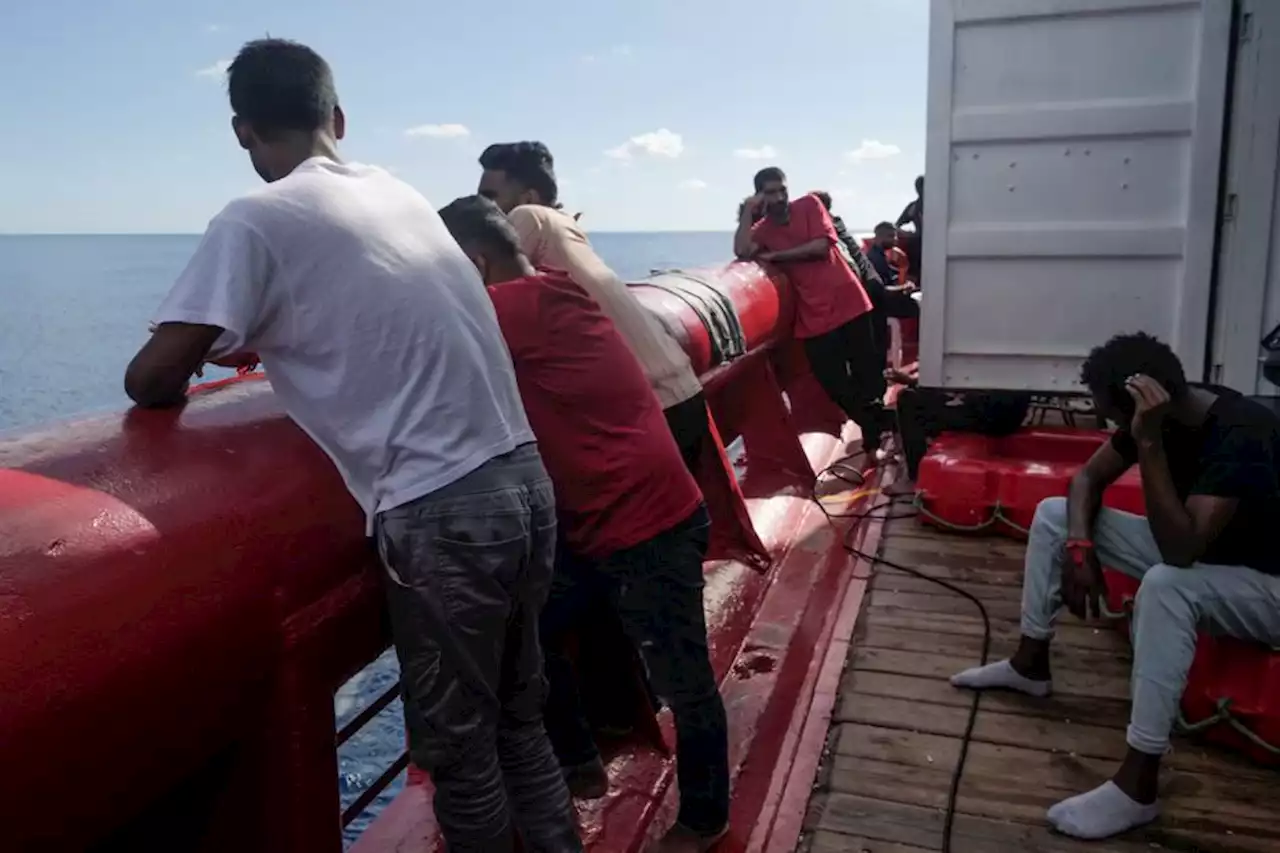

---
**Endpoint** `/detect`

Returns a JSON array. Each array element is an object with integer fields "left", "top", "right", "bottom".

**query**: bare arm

[
  {"left": 1066, "top": 441, "right": 1131, "bottom": 540},
  {"left": 125, "top": 323, "right": 227, "bottom": 408},
  {"left": 1137, "top": 436, "right": 1240, "bottom": 567},
  {"left": 734, "top": 202, "right": 759, "bottom": 260}
]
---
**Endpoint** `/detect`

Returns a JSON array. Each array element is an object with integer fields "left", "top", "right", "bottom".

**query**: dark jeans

[
  {"left": 540, "top": 506, "right": 730, "bottom": 835},
  {"left": 802, "top": 313, "right": 893, "bottom": 452},
  {"left": 863, "top": 282, "right": 921, "bottom": 373},
  {"left": 664, "top": 392, "right": 711, "bottom": 474},
  {"left": 375, "top": 444, "right": 582, "bottom": 853},
  {"left": 897, "top": 387, "right": 1029, "bottom": 479}
]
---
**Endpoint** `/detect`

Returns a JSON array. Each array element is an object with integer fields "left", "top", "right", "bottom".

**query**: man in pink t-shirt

[{"left": 734, "top": 166, "right": 891, "bottom": 452}]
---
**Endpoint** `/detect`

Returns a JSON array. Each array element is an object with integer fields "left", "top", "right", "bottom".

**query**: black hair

[
  {"left": 438, "top": 196, "right": 522, "bottom": 259},
  {"left": 754, "top": 167, "right": 786, "bottom": 192},
  {"left": 811, "top": 190, "right": 833, "bottom": 211},
  {"left": 227, "top": 39, "right": 338, "bottom": 140},
  {"left": 478, "top": 141, "right": 559, "bottom": 206},
  {"left": 874, "top": 221, "right": 896, "bottom": 233},
  {"left": 914, "top": 175, "right": 925, "bottom": 193},
  {"left": 1080, "top": 332, "right": 1188, "bottom": 417}
]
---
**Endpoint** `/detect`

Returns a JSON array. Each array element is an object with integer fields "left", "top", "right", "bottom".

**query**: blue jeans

[{"left": 375, "top": 444, "right": 582, "bottom": 853}]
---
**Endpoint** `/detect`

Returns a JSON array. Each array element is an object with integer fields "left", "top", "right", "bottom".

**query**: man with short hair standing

[
  {"left": 125, "top": 39, "right": 581, "bottom": 853},
  {"left": 736, "top": 168, "right": 891, "bottom": 453}
]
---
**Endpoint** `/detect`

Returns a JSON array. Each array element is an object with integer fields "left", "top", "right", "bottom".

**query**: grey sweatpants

[
  {"left": 1023, "top": 497, "right": 1280, "bottom": 754},
  {"left": 375, "top": 444, "right": 582, "bottom": 853}
]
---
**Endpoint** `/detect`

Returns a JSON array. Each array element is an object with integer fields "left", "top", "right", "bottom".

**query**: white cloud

[
  {"left": 679, "top": 179, "right": 708, "bottom": 191},
  {"left": 404, "top": 123, "right": 471, "bottom": 139},
  {"left": 204, "top": 24, "right": 224, "bottom": 34},
  {"left": 733, "top": 145, "right": 778, "bottom": 160},
  {"left": 584, "top": 45, "right": 632, "bottom": 64},
  {"left": 846, "top": 139, "right": 902, "bottom": 163},
  {"left": 195, "top": 59, "right": 231, "bottom": 79},
  {"left": 605, "top": 128, "right": 684, "bottom": 161}
]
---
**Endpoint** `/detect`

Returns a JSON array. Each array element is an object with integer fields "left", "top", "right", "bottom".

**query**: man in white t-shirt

[{"left": 124, "top": 39, "right": 581, "bottom": 853}]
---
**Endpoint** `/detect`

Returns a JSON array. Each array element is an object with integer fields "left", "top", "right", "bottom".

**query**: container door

[
  {"left": 1211, "top": 0, "right": 1280, "bottom": 395},
  {"left": 920, "top": 0, "right": 1233, "bottom": 391}
]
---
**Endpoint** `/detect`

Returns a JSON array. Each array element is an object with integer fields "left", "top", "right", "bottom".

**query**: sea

[{"left": 0, "top": 231, "right": 733, "bottom": 846}]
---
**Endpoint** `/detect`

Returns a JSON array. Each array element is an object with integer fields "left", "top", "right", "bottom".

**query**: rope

[
  {"left": 1176, "top": 698, "right": 1280, "bottom": 756},
  {"left": 911, "top": 494, "right": 1031, "bottom": 536}
]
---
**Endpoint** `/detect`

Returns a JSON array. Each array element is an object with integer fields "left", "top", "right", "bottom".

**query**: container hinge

[
  {"left": 1240, "top": 11, "right": 1253, "bottom": 44},
  {"left": 1223, "top": 192, "right": 1238, "bottom": 224}
]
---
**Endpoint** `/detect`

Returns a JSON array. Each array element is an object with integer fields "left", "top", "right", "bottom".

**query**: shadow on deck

[{"left": 800, "top": 516, "right": 1279, "bottom": 853}]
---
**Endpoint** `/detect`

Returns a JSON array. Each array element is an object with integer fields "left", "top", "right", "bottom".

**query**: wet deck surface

[{"left": 799, "top": 515, "right": 1280, "bottom": 853}]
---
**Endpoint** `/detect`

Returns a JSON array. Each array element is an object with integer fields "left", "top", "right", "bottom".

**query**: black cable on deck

[{"left": 811, "top": 451, "right": 991, "bottom": 853}]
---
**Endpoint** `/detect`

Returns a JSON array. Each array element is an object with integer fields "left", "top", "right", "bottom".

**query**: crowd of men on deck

[{"left": 124, "top": 38, "right": 1280, "bottom": 853}]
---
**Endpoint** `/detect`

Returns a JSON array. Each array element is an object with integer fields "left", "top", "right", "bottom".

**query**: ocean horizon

[{"left": 0, "top": 231, "right": 739, "bottom": 434}]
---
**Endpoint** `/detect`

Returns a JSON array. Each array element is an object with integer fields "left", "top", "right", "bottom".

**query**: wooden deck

[{"left": 799, "top": 515, "right": 1280, "bottom": 853}]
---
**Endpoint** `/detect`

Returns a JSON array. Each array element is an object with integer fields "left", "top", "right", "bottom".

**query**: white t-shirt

[{"left": 154, "top": 157, "right": 534, "bottom": 530}]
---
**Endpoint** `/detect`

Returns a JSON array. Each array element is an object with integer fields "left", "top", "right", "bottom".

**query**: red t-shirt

[
  {"left": 487, "top": 271, "right": 704, "bottom": 559},
  {"left": 751, "top": 194, "right": 873, "bottom": 339}
]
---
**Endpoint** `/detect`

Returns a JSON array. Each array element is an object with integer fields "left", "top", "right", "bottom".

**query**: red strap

[{"left": 1064, "top": 539, "right": 1094, "bottom": 565}]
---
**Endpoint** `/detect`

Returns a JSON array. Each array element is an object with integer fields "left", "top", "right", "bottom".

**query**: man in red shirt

[
  {"left": 734, "top": 167, "right": 891, "bottom": 453},
  {"left": 439, "top": 195, "right": 731, "bottom": 853}
]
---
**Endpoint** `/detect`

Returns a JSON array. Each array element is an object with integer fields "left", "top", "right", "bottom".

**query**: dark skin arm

[
  {"left": 124, "top": 323, "right": 226, "bottom": 408},
  {"left": 734, "top": 195, "right": 762, "bottom": 259},
  {"left": 1061, "top": 440, "right": 1131, "bottom": 618},
  {"left": 1127, "top": 375, "right": 1239, "bottom": 567},
  {"left": 895, "top": 201, "right": 915, "bottom": 229}
]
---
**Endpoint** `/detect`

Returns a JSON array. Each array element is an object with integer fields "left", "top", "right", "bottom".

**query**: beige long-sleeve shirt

[{"left": 507, "top": 204, "right": 703, "bottom": 410}]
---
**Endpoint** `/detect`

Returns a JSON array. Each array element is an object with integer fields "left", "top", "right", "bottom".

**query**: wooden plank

[
  {"left": 830, "top": 725, "right": 1280, "bottom": 826},
  {"left": 846, "top": 648, "right": 1130, "bottom": 700},
  {"left": 836, "top": 670, "right": 1131, "bottom": 731},
  {"left": 867, "top": 573, "right": 1024, "bottom": 603},
  {"left": 853, "top": 624, "right": 1133, "bottom": 681},
  {"left": 810, "top": 793, "right": 1165, "bottom": 853},
  {"left": 867, "top": 557, "right": 1023, "bottom": 586},
  {"left": 861, "top": 608, "right": 1126, "bottom": 652},
  {"left": 820, "top": 759, "right": 1278, "bottom": 853},
  {"left": 833, "top": 696, "right": 1276, "bottom": 782},
  {"left": 802, "top": 827, "right": 933, "bottom": 853},
  {"left": 867, "top": 589, "right": 1025, "bottom": 623}
]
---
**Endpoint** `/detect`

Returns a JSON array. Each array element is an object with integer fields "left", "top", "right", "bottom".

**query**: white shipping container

[{"left": 919, "top": 0, "right": 1234, "bottom": 391}]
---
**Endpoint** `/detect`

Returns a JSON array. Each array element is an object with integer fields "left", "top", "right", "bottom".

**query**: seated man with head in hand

[{"left": 951, "top": 332, "right": 1280, "bottom": 840}]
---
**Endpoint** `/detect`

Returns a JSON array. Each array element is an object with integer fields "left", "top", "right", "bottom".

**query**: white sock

[
  {"left": 950, "top": 659, "right": 1052, "bottom": 697},
  {"left": 1047, "top": 781, "right": 1160, "bottom": 840}
]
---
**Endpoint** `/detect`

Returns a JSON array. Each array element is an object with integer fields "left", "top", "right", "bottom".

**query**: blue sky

[{"left": 0, "top": 0, "right": 928, "bottom": 234}]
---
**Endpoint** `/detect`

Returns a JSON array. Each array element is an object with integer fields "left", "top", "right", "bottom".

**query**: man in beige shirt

[{"left": 477, "top": 142, "right": 710, "bottom": 473}]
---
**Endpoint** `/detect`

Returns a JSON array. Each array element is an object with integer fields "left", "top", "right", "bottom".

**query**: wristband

[{"left": 1064, "top": 539, "right": 1094, "bottom": 565}]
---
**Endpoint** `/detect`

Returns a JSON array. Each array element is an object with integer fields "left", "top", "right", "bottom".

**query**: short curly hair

[
  {"left": 1080, "top": 332, "right": 1188, "bottom": 417},
  {"left": 478, "top": 141, "right": 558, "bottom": 206}
]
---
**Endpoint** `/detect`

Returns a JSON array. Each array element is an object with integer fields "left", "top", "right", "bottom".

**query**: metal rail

[{"left": 337, "top": 680, "right": 410, "bottom": 829}]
